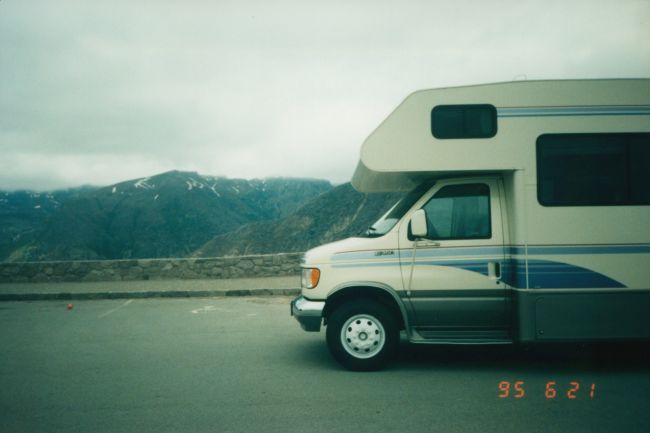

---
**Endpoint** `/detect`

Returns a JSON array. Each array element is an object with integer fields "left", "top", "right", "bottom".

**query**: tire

[{"left": 326, "top": 300, "right": 399, "bottom": 371}]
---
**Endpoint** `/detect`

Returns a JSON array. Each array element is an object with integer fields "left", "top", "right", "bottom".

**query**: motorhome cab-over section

[{"left": 291, "top": 79, "right": 650, "bottom": 370}]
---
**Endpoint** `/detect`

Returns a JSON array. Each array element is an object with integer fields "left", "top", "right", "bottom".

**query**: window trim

[
  {"left": 431, "top": 104, "right": 498, "bottom": 139},
  {"left": 409, "top": 183, "right": 492, "bottom": 241},
  {"left": 536, "top": 132, "right": 650, "bottom": 207}
]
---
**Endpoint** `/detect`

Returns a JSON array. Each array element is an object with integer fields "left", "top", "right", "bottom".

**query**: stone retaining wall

[{"left": 0, "top": 253, "right": 303, "bottom": 284}]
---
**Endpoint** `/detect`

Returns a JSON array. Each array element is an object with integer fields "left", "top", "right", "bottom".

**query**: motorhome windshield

[{"left": 360, "top": 181, "right": 435, "bottom": 237}]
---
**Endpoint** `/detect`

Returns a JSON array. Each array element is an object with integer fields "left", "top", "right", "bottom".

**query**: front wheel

[{"left": 326, "top": 300, "right": 399, "bottom": 371}]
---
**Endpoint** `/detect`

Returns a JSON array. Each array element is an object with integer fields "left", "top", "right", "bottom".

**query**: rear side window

[
  {"left": 537, "top": 133, "right": 650, "bottom": 206},
  {"left": 431, "top": 104, "right": 497, "bottom": 139}
]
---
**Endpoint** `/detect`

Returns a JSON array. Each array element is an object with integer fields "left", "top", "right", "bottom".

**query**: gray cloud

[{"left": 1, "top": 0, "right": 649, "bottom": 190}]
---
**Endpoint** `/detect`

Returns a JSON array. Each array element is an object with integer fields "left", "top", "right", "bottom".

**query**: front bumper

[{"left": 291, "top": 295, "right": 325, "bottom": 332}]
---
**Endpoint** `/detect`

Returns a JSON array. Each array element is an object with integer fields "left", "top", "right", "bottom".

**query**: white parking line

[{"left": 98, "top": 299, "right": 134, "bottom": 318}]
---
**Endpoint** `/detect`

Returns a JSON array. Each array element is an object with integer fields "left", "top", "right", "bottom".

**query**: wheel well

[{"left": 323, "top": 286, "right": 405, "bottom": 330}]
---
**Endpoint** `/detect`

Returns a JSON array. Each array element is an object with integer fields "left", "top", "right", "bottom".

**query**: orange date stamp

[{"left": 498, "top": 380, "right": 596, "bottom": 399}]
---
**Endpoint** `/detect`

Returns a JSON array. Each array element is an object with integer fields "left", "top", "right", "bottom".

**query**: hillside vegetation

[{"left": 1, "top": 171, "right": 404, "bottom": 262}]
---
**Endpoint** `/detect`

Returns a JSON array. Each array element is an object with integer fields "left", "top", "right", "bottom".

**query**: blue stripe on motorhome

[
  {"left": 332, "top": 246, "right": 505, "bottom": 261},
  {"left": 436, "top": 259, "right": 624, "bottom": 289},
  {"left": 331, "top": 244, "right": 650, "bottom": 262},
  {"left": 497, "top": 105, "right": 650, "bottom": 118},
  {"left": 501, "top": 260, "right": 625, "bottom": 289},
  {"left": 332, "top": 258, "right": 625, "bottom": 289},
  {"left": 508, "top": 245, "right": 650, "bottom": 255},
  {"left": 328, "top": 244, "right": 648, "bottom": 289}
]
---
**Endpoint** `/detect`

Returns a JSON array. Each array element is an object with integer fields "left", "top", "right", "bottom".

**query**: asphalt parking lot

[{"left": 1, "top": 297, "right": 648, "bottom": 433}]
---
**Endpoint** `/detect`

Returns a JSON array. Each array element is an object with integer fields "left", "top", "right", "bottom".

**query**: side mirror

[{"left": 410, "top": 209, "right": 428, "bottom": 239}]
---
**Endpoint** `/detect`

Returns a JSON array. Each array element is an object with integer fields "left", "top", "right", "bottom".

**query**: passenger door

[{"left": 399, "top": 178, "right": 510, "bottom": 341}]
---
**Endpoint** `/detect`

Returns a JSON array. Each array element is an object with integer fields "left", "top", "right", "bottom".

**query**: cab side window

[{"left": 421, "top": 184, "right": 491, "bottom": 240}]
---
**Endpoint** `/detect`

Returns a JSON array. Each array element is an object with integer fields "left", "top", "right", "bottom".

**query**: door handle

[
  {"left": 416, "top": 240, "right": 440, "bottom": 247},
  {"left": 488, "top": 262, "right": 501, "bottom": 281}
]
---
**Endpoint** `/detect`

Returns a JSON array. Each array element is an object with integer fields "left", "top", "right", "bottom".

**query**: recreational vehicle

[{"left": 291, "top": 79, "right": 650, "bottom": 370}]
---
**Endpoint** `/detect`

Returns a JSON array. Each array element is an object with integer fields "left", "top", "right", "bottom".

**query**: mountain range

[
  {"left": 193, "top": 183, "right": 402, "bottom": 257},
  {"left": 1, "top": 171, "right": 403, "bottom": 262}
]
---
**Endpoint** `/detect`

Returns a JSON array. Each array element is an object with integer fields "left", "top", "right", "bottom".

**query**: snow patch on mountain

[
  {"left": 186, "top": 177, "right": 206, "bottom": 191},
  {"left": 134, "top": 177, "right": 155, "bottom": 190},
  {"left": 209, "top": 184, "right": 221, "bottom": 197}
]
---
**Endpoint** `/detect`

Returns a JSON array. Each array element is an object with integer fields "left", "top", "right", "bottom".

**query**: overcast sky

[{"left": 1, "top": 0, "right": 649, "bottom": 190}]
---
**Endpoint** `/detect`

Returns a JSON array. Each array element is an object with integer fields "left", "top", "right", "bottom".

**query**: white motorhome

[{"left": 291, "top": 79, "right": 650, "bottom": 370}]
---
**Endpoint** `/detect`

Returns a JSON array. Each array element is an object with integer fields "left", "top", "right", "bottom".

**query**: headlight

[{"left": 301, "top": 267, "right": 321, "bottom": 289}]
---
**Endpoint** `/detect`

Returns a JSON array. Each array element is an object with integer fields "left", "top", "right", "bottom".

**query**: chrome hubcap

[{"left": 340, "top": 314, "right": 385, "bottom": 359}]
